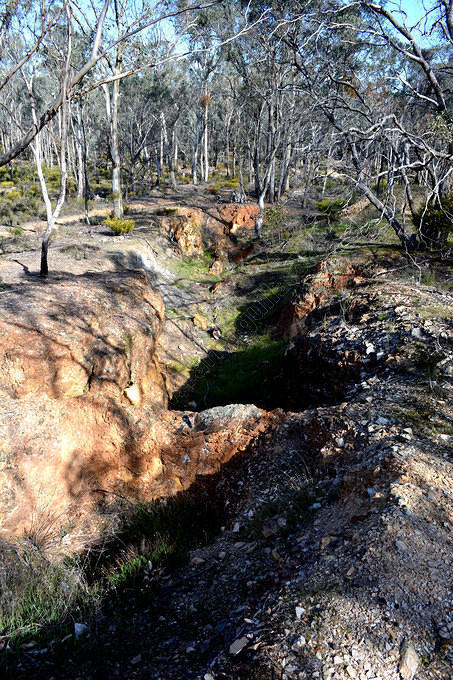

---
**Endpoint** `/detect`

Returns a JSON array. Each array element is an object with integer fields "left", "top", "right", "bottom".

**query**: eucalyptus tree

[{"left": 278, "top": 0, "right": 453, "bottom": 248}]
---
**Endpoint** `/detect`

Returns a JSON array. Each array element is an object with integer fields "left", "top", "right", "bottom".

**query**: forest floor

[{"left": 0, "top": 185, "right": 452, "bottom": 680}]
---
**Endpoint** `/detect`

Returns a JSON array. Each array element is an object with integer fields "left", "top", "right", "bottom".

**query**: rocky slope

[
  {"left": 0, "top": 267, "right": 273, "bottom": 548},
  {"left": 0, "top": 193, "right": 451, "bottom": 679}
]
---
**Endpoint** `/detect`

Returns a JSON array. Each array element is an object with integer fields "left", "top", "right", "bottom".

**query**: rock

[
  {"left": 217, "top": 203, "right": 259, "bottom": 235},
  {"left": 278, "top": 258, "right": 365, "bottom": 338},
  {"left": 262, "top": 518, "right": 279, "bottom": 538},
  {"left": 399, "top": 640, "right": 419, "bottom": 679},
  {"left": 395, "top": 539, "right": 409, "bottom": 553},
  {"left": 0, "top": 371, "right": 275, "bottom": 544},
  {"left": 124, "top": 383, "right": 141, "bottom": 406},
  {"left": 163, "top": 213, "right": 204, "bottom": 256},
  {"left": 209, "top": 259, "right": 223, "bottom": 275},
  {"left": 411, "top": 327, "right": 423, "bottom": 339},
  {"left": 295, "top": 606, "right": 305, "bottom": 619},
  {"left": 210, "top": 326, "right": 222, "bottom": 340},
  {"left": 74, "top": 623, "right": 89, "bottom": 639},
  {"left": 130, "top": 654, "right": 142, "bottom": 665},
  {"left": 320, "top": 535, "right": 332, "bottom": 549},
  {"left": 229, "top": 636, "right": 249, "bottom": 655},
  {"left": 193, "top": 313, "right": 209, "bottom": 330},
  {"left": 0, "top": 271, "right": 165, "bottom": 404},
  {"left": 195, "top": 404, "right": 262, "bottom": 432},
  {"left": 189, "top": 556, "right": 206, "bottom": 567},
  {"left": 346, "top": 665, "right": 357, "bottom": 678}
]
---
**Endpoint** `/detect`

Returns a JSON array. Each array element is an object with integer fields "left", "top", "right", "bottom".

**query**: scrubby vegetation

[{"left": 105, "top": 216, "right": 135, "bottom": 235}]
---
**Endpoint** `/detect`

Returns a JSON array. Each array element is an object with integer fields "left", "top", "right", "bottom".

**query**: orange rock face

[
  {"left": 0, "top": 271, "right": 277, "bottom": 551},
  {"left": 0, "top": 271, "right": 165, "bottom": 404},
  {"left": 160, "top": 210, "right": 204, "bottom": 256},
  {"left": 0, "top": 396, "right": 274, "bottom": 548},
  {"left": 217, "top": 203, "right": 259, "bottom": 235},
  {"left": 278, "top": 259, "right": 365, "bottom": 338}
]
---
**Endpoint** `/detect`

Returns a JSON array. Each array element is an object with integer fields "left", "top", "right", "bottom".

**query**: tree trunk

[
  {"left": 161, "top": 112, "right": 176, "bottom": 190},
  {"left": 192, "top": 105, "right": 203, "bottom": 185},
  {"left": 203, "top": 103, "right": 209, "bottom": 182},
  {"left": 103, "top": 42, "right": 124, "bottom": 219},
  {"left": 29, "top": 0, "right": 71, "bottom": 277}
]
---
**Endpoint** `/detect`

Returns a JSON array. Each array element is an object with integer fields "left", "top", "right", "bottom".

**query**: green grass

[
  {"left": 171, "top": 335, "right": 287, "bottom": 410},
  {"left": 172, "top": 250, "right": 214, "bottom": 282},
  {"left": 0, "top": 546, "right": 98, "bottom": 647},
  {"left": 0, "top": 488, "right": 226, "bottom": 648}
]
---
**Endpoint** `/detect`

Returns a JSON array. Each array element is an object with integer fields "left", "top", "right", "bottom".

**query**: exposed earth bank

[{"left": 0, "top": 193, "right": 451, "bottom": 680}]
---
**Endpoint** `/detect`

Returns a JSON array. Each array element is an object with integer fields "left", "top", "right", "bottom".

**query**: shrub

[
  {"left": 414, "top": 196, "right": 453, "bottom": 248},
  {"left": 105, "top": 216, "right": 135, "bottom": 234},
  {"left": 264, "top": 204, "right": 289, "bottom": 229},
  {"left": 223, "top": 178, "right": 239, "bottom": 189},
  {"left": 315, "top": 198, "right": 347, "bottom": 215},
  {"left": 0, "top": 180, "right": 14, "bottom": 188},
  {"left": 4, "top": 189, "right": 21, "bottom": 202},
  {"left": 0, "top": 166, "right": 11, "bottom": 182}
]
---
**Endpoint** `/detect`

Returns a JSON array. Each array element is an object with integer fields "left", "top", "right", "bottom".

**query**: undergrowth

[{"left": 0, "top": 489, "right": 225, "bottom": 650}]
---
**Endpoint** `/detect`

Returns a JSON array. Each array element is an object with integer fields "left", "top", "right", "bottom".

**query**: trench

[{"left": 169, "top": 311, "right": 360, "bottom": 413}]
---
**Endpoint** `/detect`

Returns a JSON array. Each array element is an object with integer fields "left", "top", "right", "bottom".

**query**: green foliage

[
  {"left": 172, "top": 337, "right": 287, "bottom": 410},
  {"left": 0, "top": 166, "right": 12, "bottom": 182},
  {"left": 0, "top": 546, "right": 95, "bottom": 644},
  {"left": 263, "top": 204, "right": 289, "bottom": 231},
  {"left": 315, "top": 198, "right": 347, "bottom": 215},
  {"left": 4, "top": 189, "right": 21, "bottom": 202},
  {"left": 10, "top": 226, "right": 23, "bottom": 236},
  {"left": 0, "top": 181, "right": 14, "bottom": 188},
  {"left": 223, "top": 178, "right": 239, "bottom": 188},
  {"left": 421, "top": 269, "right": 436, "bottom": 286},
  {"left": 414, "top": 196, "right": 453, "bottom": 248},
  {"left": 157, "top": 206, "right": 179, "bottom": 216},
  {"left": 105, "top": 216, "right": 135, "bottom": 235},
  {"left": 43, "top": 167, "right": 61, "bottom": 189},
  {"left": 101, "top": 492, "right": 224, "bottom": 593},
  {"left": 172, "top": 250, "right": 213, "bottom": 281}
]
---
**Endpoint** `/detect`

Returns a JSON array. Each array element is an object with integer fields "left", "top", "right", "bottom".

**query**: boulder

[{"left": 217, "top": 203, "right": 259, "bottom": 236}]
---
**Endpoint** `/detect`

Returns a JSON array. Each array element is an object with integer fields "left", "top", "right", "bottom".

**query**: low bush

[
  {"left": 315, "top": 198, "right": 347, "bottom": 215},
  {"left": 105, "top": 216, "right": 135, "bottom": 235},
  {"left": 4, "top": 189, "right": 21, "bottom": 202},
  {"left": 414, "top": 196, "right": 453, "bottom": 248},
  {"left": 223, "top": 178, "right": 239, "bottom": 189}
]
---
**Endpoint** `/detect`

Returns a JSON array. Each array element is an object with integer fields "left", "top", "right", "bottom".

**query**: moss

[{"left": 390, "top": 404, "right": 453, "bottom": 437}]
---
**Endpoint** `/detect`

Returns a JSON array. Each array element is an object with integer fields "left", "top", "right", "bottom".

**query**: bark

[
  {"left": 203, "top": 102, "right": 209, "bottom": 182},
  {"left": 161, "top": 112, "right": 176, "bottom": 189},
  {"left": 192, "top": 107, "right": 203, "bottom": 185},
  {"left": 103, "top": 38, "right": 124, "bottom": 219},
  {"left": 26, "top": 0, "right": 72, "bottom": 277}
]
